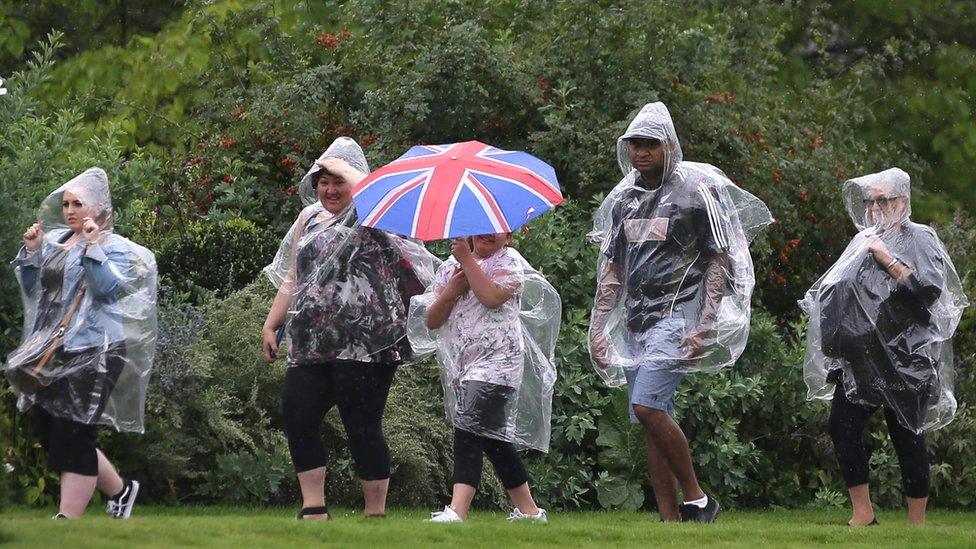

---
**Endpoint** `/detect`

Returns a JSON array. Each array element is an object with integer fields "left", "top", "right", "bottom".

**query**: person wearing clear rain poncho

[
  {"left": 262, "top": 138, "right": 440, "bottom": 520},
  {"left": 5, "top": 168, "right": 157, "bottom": 519},
  {"left": 588, "top": 102, "right": 771, "bottom": 523},
  {"left": 799, "top": 168, "right": 968, "bottom": 526},
  {"left": 407, "top": 235, "right": 560, "bottom": 524}
]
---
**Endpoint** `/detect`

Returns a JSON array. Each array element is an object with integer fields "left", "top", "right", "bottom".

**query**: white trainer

[
  {"left": 426, "top": 505, "right": 463, "bottom": 523},
  {"left": 508, "top": 507, "right": 548, "bottom": 523}
]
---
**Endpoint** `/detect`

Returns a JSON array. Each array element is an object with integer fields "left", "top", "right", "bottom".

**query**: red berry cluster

[{"left": 317, "top": 28, "right": 351, "bottom": 50}]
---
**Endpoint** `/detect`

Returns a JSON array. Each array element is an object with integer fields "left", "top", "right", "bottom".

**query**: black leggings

[
  {"left": 452, "top": 428, "right": 528, "bottom": 490},
  {"left": 828, "top": 386, "right": 929, "bottom": 499},
  {"left": 29, "top": 344, "right": 127, "bottom": 476},
  {"left": 282, "top": 361, "right": 397, "bottom": 480}
]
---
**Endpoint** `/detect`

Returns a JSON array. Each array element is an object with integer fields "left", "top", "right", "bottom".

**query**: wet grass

[{"left": 2, "top": 506, "right": 975, "bottom": 547}]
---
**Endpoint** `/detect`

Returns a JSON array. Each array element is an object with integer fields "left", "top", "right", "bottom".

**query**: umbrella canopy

[{"left": 352, "top": 140, "right": 563, "bottom": 240}]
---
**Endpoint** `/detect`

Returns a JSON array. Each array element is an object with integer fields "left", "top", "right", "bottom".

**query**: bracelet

[{"left": 885, "top": 257, "right": 899, "bottom": 270}]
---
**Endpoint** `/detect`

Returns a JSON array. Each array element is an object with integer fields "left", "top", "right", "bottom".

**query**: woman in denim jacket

[{"left": 6, "top": 167, "right": 157, "bottom": 519}]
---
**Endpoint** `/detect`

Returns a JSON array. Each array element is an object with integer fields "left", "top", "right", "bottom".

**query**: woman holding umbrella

[
  {"left": 411, "top": 232, "right": 560, "bottom": 524},
  {"left": 354, "top": 140, "right": 563, "bottom": 522},
  {"left": 262, "top": 137, "right": 439, "bottom": 520}
]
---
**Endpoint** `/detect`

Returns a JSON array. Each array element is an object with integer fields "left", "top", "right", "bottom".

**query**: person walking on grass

[
  {"left": 409, "top": 234, "right": 560, "bottom": 524},
  {"left": 800, "top": 168, "right": 968, "bottom": 526},
  {"left": 5, "top": 168, "right": 158, "bottom": 519},
  {"left": 262, "top": 138, "right": 439, "bottom": 520},
  {"left": 588, "top": 102, "right": 771, "bottom": 523}
]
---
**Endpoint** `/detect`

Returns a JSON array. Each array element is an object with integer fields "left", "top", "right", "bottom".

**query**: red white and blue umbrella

[{"left": 352, "top": 140, "right": 563, "bottom": 241}]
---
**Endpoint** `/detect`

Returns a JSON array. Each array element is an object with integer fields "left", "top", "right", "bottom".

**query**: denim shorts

[{"left": 624, "top": 318, "right": 687, "bottom": 422}]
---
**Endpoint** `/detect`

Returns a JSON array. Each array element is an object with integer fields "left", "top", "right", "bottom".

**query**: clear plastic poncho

[
  {"left": 800, "top": 168, "right": 969, "bottom": 433},
  {"left": 407, "top": 246, "right": 560, "bottom": 452},
  {"left": 588, "top": 102, "right": 773, "bottom": 386},
  {"left": 5, "top": 167, "right": 158, "bottom": 433},
  {"left": 263, "top": 142, "right": 441, "bottom": 365}
]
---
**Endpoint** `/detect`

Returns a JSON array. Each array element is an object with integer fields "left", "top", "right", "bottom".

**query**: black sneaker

[
  {"left": 52, "top": 512, "right": 69, "bottom": 520},
  {"left": 106, "top": 479, "right": 140, "bottom": 519},
  {"left": 679, "top": 495, "right": 720, "bottom": 523}
]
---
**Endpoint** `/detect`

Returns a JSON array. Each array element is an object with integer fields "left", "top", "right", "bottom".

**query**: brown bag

[{"left": 4, "top": 283, "right": 87, "bottom": 394}]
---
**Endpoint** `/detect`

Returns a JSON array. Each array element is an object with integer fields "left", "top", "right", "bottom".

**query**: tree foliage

[{"left": 2, "top": 0, "right": 974, "bottom": 511}]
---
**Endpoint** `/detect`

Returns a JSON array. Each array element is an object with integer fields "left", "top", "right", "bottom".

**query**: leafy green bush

[
  {"left": 926, "top": 212, "right": 976, "bottom": 507},
  {"left": 198, "top": 443, "right": 293, "bottom": 505},
  {"left": 1, "top": 384, "right": 60, "bottom": 509},
  {"left": 3, "top": 0, "right": 975, "bottom": 511},
  {"left": 107, "top": 279, "right": 290, "bottom": 503},
  {"left": 157, "top": 217, "right": 279, "bottom": 298}
]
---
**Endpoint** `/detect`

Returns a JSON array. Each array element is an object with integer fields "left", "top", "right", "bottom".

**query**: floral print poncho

[{"left": 287, "top": 208, "right": 431, "bottom": 365}]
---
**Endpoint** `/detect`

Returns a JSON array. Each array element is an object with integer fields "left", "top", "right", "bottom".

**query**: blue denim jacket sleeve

[
  {"left": 12, "top": 246, "right": 43, "bottom": 294},
  {"left": 63, "top": 240, "right": 129, "bottom": 350},
  {"left": 82, "top": 242, "right": 128, "bottom": 298}
]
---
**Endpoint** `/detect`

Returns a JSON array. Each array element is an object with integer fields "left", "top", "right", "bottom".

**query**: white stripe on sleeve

[{"left": 698, "top": 185, "right": 729, "bottom": 250}]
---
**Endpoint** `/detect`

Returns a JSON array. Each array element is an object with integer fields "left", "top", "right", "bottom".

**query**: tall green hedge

[{"left": 2, "top": 1, "right": 974, "bottom": 511}]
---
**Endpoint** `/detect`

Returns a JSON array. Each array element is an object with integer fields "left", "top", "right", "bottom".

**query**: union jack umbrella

[{"left": 352, "top": 140, "right": 563, "bottom": 241}]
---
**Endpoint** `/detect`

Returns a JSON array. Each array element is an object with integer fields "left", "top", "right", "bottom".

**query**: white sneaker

[
  {"left": 508, "top": 507, "right": 548, "bottom": 523},
  {"left": 106, "top": 480, "right": 140, "bottom": 519},
  {"left": 426, "top": 506, "right": 463, "bottom": 523}
]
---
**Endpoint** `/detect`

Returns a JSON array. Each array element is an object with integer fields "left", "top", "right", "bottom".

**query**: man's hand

[{"left": 679, "top": 328, "right": 708, "bottom": 360}]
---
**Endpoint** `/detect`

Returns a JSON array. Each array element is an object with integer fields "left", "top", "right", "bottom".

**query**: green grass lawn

[{"left": 2, "top": 506, "right": 975, "bottom": 547}]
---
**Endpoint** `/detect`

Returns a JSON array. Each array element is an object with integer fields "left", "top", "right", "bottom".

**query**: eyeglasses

[{"left": 862, "top": 196, "right": 896, "bottom": 207}]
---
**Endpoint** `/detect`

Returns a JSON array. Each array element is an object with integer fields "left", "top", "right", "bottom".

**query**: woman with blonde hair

[{"left": 801, "top": 168, "right": 968, "bottom": 525}]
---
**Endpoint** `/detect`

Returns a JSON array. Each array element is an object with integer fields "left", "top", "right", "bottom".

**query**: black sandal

[{"left": 297, "top": 506, "right": 331, "bottom": 520}]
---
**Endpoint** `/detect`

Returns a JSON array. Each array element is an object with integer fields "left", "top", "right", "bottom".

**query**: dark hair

[{"left": 315, "top": 168, "right": 343, "bottom": 186}]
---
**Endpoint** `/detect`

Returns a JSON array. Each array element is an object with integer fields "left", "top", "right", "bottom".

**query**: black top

[
  {"left": 605, "top": 175, "right": 729, "bottom": 332},
  {"left": 819, "top": 221, "right": 947, "bottom": 425}
]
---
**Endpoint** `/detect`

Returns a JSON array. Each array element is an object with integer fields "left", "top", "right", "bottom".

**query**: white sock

[{"left": 683, "top": 495, "right": 708, "bottom": 508}]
